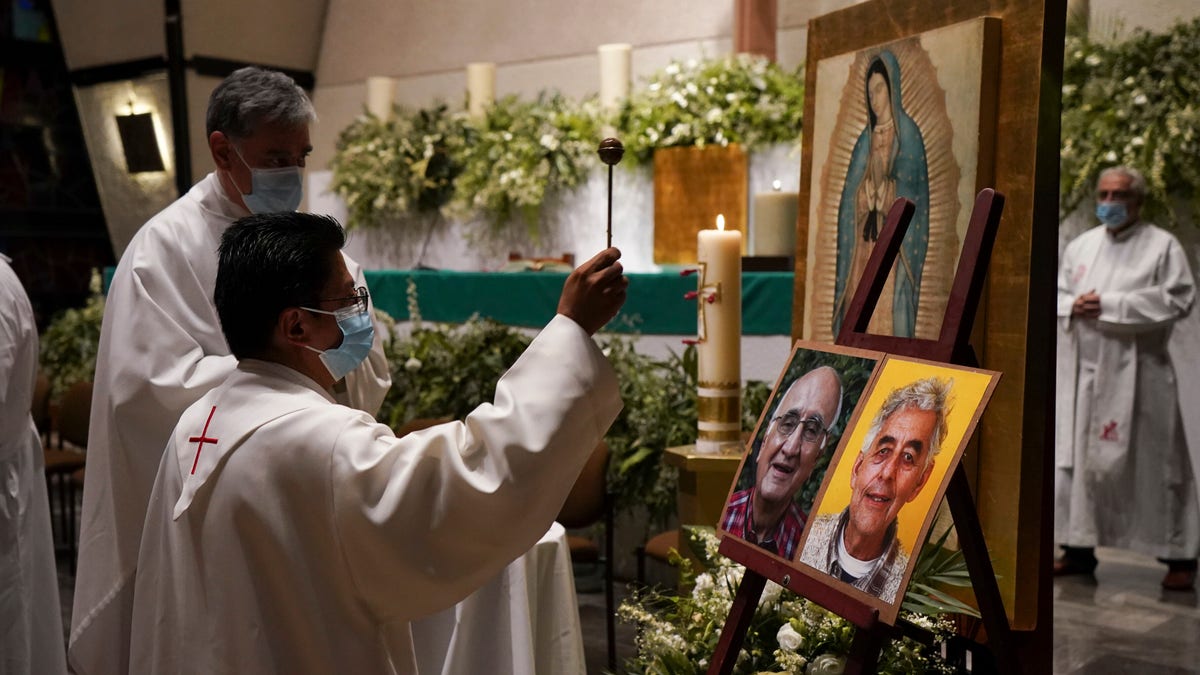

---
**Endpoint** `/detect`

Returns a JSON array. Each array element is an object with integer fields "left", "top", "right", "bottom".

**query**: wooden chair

[
  {"left": 558, "top": 441, "right": 616, "bottom": 671},
  {"left": 44, "top": 380, "right": 91, "bottom": 573}
]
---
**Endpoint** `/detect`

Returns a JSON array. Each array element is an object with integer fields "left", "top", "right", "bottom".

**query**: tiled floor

[
  {"left": 52, "top": 539, "right": 1200, "bottom": 674},
  {"left": 1053, "top": 547, "right": 1200, "bottom": 674}
]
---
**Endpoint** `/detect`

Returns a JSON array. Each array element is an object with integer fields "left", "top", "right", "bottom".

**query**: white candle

[
  {"left": 365, "top": 76, "right": 395, "bottom": 121},
  {"left": 466, "top": 62, "right": 496, "bottom": 120},
  {"left": 598, "top": 43, "right": 632, "bottom": 113},
  {"left": 751, "top": 179, "right": 799, "bottom": 256},
  {"left": 696, "top": 214, "right": 742, "bottom": 454}
]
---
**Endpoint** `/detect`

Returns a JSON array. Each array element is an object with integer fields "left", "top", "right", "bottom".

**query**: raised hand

[{"left": 557, "top": 247, "right": 629, "bottom": 335}]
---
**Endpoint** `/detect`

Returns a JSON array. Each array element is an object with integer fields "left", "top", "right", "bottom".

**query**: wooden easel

[{"left": 706, "top": 189, "right": 1014, "bottom": 675}]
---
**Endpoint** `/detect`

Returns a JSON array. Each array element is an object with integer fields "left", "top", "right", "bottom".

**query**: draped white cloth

[
  {"left": 0, "top": 255, "right": 67, "bottom": 675},
  {"left": 128, "top": 315, "right": 619, "bottom": 673},
  {"left": 410, "top": 522, "right": 586, "bottom": 675},
  {"left": 69, "top": 173, "right": 392, "bottom": 675},
  {"left": 1055, "top": 222, "right": 1200, "bottom": 558}
]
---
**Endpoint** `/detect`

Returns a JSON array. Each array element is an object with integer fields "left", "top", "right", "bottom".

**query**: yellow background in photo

[{"left": 812, "top": 358, "right": 995, "bottom": 551}]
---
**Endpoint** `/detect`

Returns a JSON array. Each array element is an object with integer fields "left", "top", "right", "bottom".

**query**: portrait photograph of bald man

[
  {"left": 797, "top": 356, "right": 998, "bottom": 621},
  {"left": 719, "top": 344, "right": 880, "bottom": 560}
]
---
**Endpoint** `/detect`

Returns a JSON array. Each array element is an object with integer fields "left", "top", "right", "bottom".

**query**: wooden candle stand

[{"left": 705, "top": 189, "right": 1014, "bottom": 675}]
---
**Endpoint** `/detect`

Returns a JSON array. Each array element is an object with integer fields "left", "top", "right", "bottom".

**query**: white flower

[
  {"left": 1131, "top": 136, "right": 1145, "bottom": 147},
  {"left": 1084, "top": 53, "right": 1102, "bottom": 66},
  {"left": 1133, "top": 93, "right": 1148, "bottom": 105},
  {"left": 807, "top": 653, "right": 846, "bottom": 675},
  {"left": 404, "top": 357, "right": 422, "bottom": 371},
  {"left": 666, "top": 63, "right": 680, "bottom": 76},
  {"left": 776, "top": 622, "right": 803, "bottom": 652},
  {"left": 1104, "top": 150, "right": 1118, "bottom": 162},
  {"left": 759, "top": 580, "right": 783, "bottom": 608},
  {"left": 539, "top": 133, "right": 559, "bottom": 151}
]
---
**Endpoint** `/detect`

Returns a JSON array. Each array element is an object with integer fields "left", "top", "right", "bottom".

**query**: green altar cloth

[
  {"left": 363, "top": 270, "right": 793, "bottom": 335},
  {"left": 103, "top": 268, "right": 794, "bottom": 336}
]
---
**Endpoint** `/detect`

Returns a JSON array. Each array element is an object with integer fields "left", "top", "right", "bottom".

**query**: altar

[{"left": 364, "top": 269, "right": 795, "bottom": 336}]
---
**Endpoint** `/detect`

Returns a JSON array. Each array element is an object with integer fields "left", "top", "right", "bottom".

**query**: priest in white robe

[
  {"left": 1055, "top": 165, "right": 1200, "bottom": 590},
  {"left": 128, "top": 212, "right": 626, "bottom": 673},
  {"left": 0, "top": 255, "right": 67, "bottom": 675},
  {"left": 70, "top": 68, "right": 391, "bottom": 675}
]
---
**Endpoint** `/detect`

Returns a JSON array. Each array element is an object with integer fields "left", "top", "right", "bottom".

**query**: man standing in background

[
  {"left": 1055, "top": 165, "right": 1199, "bottom": 590},
  {"left": 0, "top": 254, "right": 67, "bottom": 675},
  {"left": 69, "top": 67, "right": 392, "bottom": 674}
]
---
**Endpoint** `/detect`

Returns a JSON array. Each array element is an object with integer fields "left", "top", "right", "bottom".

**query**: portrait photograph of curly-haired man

[{"left": 797, "top": 356, "right": 998, "bottom": 622}]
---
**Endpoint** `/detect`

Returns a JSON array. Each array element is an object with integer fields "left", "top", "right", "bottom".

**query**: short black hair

[{"left": 215, "top": 212, "right": 346, "bottom": 359}]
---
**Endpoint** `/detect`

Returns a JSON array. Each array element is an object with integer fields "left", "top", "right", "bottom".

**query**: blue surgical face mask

[
  {"left": 231, "top": 144, "right": 303, "bottom": 214},
  {"left": 302, "top": 304, "right": 374, "bottom": 382},
  {"left": 1096, "top": 201, "right": 1129, "bottom": 229}
]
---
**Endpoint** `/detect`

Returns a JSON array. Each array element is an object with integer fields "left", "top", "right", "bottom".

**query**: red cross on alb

[{"left": 189, "top": 405, "right": 220, "bottom": 475}]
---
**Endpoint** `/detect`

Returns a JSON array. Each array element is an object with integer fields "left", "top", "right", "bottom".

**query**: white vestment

[
  {"left": 1055, "top": 222, "right": 1200, "bottom": 557},
  {"left": 0, "top": 256, "right": 67, "bottom": 675},
  {"left": 128, "top": 314, "right": 620, "bottom": 674},
  {"left": 69, "top": 173, "right": 392, "bottom": 675}
]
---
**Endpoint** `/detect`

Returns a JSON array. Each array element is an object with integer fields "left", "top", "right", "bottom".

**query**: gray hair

[
  {"left": 1099, "top": 165, "right": 1147, "bottom": 204},
  {"left": 206, "top": 67, "right": 316, "bottom": 139},
  {"left": 860, "top": 377, "right": 952, "bottom": 471}
]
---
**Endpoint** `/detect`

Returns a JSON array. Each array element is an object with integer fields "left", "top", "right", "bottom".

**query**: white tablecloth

[{"left": 410, "top": 522, "right": 586, "bottom": 675}]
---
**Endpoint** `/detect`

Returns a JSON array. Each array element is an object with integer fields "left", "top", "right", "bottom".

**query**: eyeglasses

[
  {"left": 770, "top": 412, "right": 830, "bottom": 446},
  {"left": 1096, "top": 189, "right": 1132, "bottom": 201},
  {"left": 311, "top": 286, "right": 369, "bottom": 314}
]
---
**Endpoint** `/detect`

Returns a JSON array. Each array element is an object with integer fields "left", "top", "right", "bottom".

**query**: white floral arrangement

[
  {"left": 618, "top": 54, "right": 806, "bottom": 164},
  {"left": 329, "top": 103, "right": 470, "bottom": 231},
  {"left": 618, "top": 527, "right": 964, "bottom": 674},
  {"left": 1060, "top": 17, "right": 1200, "bottom": 225},
  {"left": 452, "top": 92, "right": 602, "bottom": 237}
]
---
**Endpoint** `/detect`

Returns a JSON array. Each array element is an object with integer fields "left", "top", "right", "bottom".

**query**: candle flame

[
  {"left": 772, "top": 179, "right": 782, "bottom": 191},
  {"left": 716, "top": 214, "right": 725, "bottom": 231}
]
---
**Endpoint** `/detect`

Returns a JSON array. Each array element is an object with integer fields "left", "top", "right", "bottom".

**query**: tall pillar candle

[
  {"left": 696, "top": 215, "right": 742, "bottom": 454},
  {"left": 598, "top": 43, "right": 632, "bottom": 113},
  {"left": 466, "top": 62, "right": 496, "bottom": 120},
  {"left": 365, "top": 76, "right": 396, "bottom": 120},
  {"left": 751, "top": 180, "right": 799, "bottom": 256}
]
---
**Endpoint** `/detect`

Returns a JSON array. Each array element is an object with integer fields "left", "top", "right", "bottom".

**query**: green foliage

[
  {"left": 453, "top": 93, "right": 602, "bottom": 237},
  {"left": 330, "top": 103, "right": 470, "bottom": 230},
  {"left": 741, "top": 380, "right": 770, "bottom": 434},
  {"left": 903, "top": 526, "right": 982, "bottom": 618},
  {"left": 40, "top": 270, "right": 104, "bottom": 400},
  {"left": 618, "top": 528, "right": 959, "bottom": 674},
  {"left": 378, "top": 316, "right": 533, "bottom": 430},
  {"left": 329, "top": 55, "right": 805, "bottom": 242},
  {"left": 598, "top": 336, "right": 698, "bottom": 526},
  {"left": 1061, "top": 18, "right": 1200, "bottom": 225},
  {"left": 618, "top": 54, "right": 806, "bottom": 164}
]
